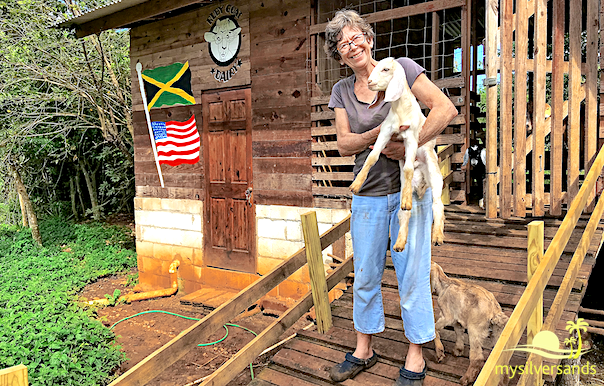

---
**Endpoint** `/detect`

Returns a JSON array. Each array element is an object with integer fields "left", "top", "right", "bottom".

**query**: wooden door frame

[{"left": 202, "top": 87, "right": 256, "bottom": 273}]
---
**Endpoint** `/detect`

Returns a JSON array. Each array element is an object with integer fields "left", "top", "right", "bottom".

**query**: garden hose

[{"left": 109, "top": 310, "right": 258, "bottom": 379}]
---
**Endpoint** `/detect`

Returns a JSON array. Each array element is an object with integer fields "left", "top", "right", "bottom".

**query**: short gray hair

[{"left": 324, "top": 9, "right": 375, "bottom": 61}]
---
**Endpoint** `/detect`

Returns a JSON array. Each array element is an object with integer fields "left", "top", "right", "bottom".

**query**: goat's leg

[
  {"left": 392, "top": 207, "right": 411, "bottom": 252},
  {"left": 460, "top": 324, "right": 489, "bottom": 386},
  {"left": 426, "top": 149, "right": 445, "bottom": 246},
  {"left": 453, "top": 323, "right": 465, "bottom": 356},
  {"left": 400, "top": 141, "right": 418, "bottom": 211},
  {"left": 350, "top": 125, "right": 394, "bottom": 194},
  {"left": 433, "top": 315, "right": 453, "bottom": 362}
]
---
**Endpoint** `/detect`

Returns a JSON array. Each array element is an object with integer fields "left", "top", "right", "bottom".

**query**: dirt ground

[{"left": 79, "top": 271, "right": 314, "bottom": 386}]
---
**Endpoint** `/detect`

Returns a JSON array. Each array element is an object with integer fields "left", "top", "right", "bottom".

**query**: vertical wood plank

[
  {"left": 550, "top": 0, "right": 565, "bottom": 216},
  {"left": 500, "top": 0, "right": 514, "bottom": 218},
  {"left": 471, "top": 6, "right": 478, "bottom": 93},
  {"left": 0, "top": 365, "right": 28, "bottom": 386},
  {"left": 567, "top": 0, "right": 581, "bottom": 204},
  {"left": 439, "top": 147, "right": 451, "bottom": 205},
  {"left": 527, "top": 221, "right": 544, "bottom": 344},
  {"left": 485, "top": 0, "right": 499, "bottom": 218},
  {"left": 431, "top": 12, "right": 440, "bottom": 81},
  {"left": 585, "top": 0, "right": 599, "bottom": 211},
  {"left": 532, "top": 0, "right": 547, "bottom": 216},
  {"left": 514, "top": 0, "right": 528, "bottom": 217},
  {"left": 462, "top": 4, "right": 471, "bottom": 203},
  {"left": 301, "top": 211, "right": 332, "bottom": 334},
  {"left": 527, "top": 220, "right": 544, "bottom": 386}
]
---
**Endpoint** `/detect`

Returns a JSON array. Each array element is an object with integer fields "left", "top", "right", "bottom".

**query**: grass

[{"left": 0, "top": 218, "right": 137, "bottom": 385}]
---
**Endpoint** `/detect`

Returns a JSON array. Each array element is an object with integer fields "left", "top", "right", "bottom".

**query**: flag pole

[{"left": 135, "top": 62, "right": 165, "bottom": 188}]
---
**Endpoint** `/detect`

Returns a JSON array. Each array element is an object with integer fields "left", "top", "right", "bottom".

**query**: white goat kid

[{"left": 349, "top": 57, "right": 445, "bottom": 251}]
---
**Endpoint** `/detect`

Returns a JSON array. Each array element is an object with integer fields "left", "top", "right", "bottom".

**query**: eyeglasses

[{"left": 337, "top": 33, "right": 366, "bottom": 55}]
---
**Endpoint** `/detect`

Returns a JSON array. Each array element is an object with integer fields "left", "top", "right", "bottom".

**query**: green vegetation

[
  {"left": 1, "top": 0, "right": 134, "bottom": 227},
  {"left": 0, "top": 218, "right": 136, "bottom": 385}
]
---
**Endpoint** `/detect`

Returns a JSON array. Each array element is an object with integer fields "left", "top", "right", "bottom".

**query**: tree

[{"left": 0, "top": 0, "right": 134, "bottom": 224}]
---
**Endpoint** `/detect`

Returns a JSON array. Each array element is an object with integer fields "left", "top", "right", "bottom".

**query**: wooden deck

[{"left": 249, "top": 206, "right": 604, "bottom": 386}]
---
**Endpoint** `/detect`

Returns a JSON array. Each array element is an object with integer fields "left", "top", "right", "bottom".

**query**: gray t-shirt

[{"left": 328, "top": 57, "right": 425, "bottom": 196}]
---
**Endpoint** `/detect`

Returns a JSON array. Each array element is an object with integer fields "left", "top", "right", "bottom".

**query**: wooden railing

[
  {"left": 109, "top": 213, "right": 352, "bottom": 386},
  {"left": 474, "top": 142, "right": 604, "bottom": 386}
]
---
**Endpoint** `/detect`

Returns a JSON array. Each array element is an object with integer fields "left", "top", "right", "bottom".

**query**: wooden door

[{"left": 202, "top": 89, "right": 255, "bottom": 273}]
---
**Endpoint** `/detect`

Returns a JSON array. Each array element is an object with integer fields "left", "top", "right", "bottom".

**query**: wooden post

[
  {"left": 431, "top": 12, "right": 440, "bottom": 81},
  {"left": 567, "top": 0, "right": 582, "bottom": 203},
  {"left": 532, "top": 0, "right": 547, "bottom": 217},
  {"left": 550, "top": 0, "right": 565, "bottom": 216},
  {"left": 499, "top": 0, "right": 514, "bottom": 218},
  {"left": 301, "top": 211, "right": 333, "bottom": 334},
  {"left": 485, "top": 0, "right": 499, "bottom": 218},
  {"left": 527, "top": 221, "right": 543, "bottom": 386},
  {"left": 438, "top": 145, "right": 452, "bottom": 205},
  {"left": 0, "top": 365, "right": 28, "bottom": 386},
  {"left": 514, "top": 0, "right": 528, "bottom": 217},
  {"left": 585, "top": 0, "right": 599, "bottom": 212}
]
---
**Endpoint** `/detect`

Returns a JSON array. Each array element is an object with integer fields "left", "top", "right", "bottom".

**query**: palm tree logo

[
  {"left": 564, "top": 337, "right": 576, "bottom": 355},
  {"left": 566, "top": 318, "right": 589, "bottom": 359},
  {"left": 503, "top": 319, "right": 590, "bottom": 359}
]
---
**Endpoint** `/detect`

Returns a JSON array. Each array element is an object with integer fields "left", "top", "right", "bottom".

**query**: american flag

[{"left": 151, "top": 115, "right": 200, "bottom": 166}]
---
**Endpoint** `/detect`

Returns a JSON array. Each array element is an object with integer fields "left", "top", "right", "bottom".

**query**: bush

[{"left": 0, "top": 218, "right": 137, "bottom": 385}]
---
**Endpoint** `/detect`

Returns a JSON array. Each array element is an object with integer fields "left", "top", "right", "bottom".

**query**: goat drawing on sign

[{"left": 205, "top": 17, "right": 241, "bottom": 66}]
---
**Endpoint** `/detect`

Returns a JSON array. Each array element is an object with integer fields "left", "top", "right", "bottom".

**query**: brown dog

[{"left": 430, "top": 262, "right": 509, "bottom": 386}]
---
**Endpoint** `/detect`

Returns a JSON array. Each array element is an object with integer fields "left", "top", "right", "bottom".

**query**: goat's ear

[
  {"left": 384, "top": 66, "right": 407, "bottom": 102},
  {"left": 368, "top": 91, "right": 385, "bottom": 109}
]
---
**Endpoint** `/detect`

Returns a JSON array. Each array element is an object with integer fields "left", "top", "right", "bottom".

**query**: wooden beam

[
  {"left": 0, "top": 364, "right": 28, "bottom": 386},
  {"left": 474, "top": 140, "right": 604, "bottom": 386},
  {"left": 312, "top": 157, "right": 355, "bottom": 166},
  {"left": 75, "top": 0, "right": 210, "bottom": 38},
  {"left": 516, "top": 190, "right": 604, "bottom": 386},
  {"left": 309, "top": 0, "right": 466, "bottom": 35},
  {"left": 108, "top": 214, "right": 351, "bottom": 386},
  {"left": 485, "top": 0, "right": 498, "bottom": 218},
  {"left": 301, "top": 211, "right": 333, "bottom": 333},
  {"left": 199, "top": 254, "right": 354, "bottom": 386}
]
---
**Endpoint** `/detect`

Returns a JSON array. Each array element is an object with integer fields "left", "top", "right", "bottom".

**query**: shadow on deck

[{"left": 249, "top": 206, "right": 604, "bottom": 386}]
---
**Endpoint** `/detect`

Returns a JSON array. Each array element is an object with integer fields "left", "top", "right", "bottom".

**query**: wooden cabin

[{"left": 57, "top": 0, "right": 602, "bottom": 301}]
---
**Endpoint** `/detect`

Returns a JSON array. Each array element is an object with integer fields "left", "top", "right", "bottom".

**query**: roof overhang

[{"left": 54, "top": 0, "right": 212, "bottom": 38}]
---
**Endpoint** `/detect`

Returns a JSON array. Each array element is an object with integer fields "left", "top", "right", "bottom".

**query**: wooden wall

[
  {"left": 130, "top": 0, "right": 313, "bottom": 207},
  {"left": 250, "top": 0, "right": 313, "bottom": 207}
]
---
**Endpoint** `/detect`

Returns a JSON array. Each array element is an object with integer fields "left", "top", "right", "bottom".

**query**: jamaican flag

[{"left": 142, "top": 62, "right": 196, "bottom": 110}]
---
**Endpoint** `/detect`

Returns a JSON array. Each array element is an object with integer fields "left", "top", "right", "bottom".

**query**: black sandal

[
  {"left": 329, "top": 351, "right": 379, "bottom": 382},
  {"left": 392, "top": 363, "right": 427, "bottom": 386}
]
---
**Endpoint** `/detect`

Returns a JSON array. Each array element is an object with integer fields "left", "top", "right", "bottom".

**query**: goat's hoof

[
  {"left": 436, "top": 349, "right": 445, "bottom": 362},
  {"left": 349, "top": 181, "right": 362, "bottom": 194},
  {"left": 393, "top": 241, "right": 406, "bottom": 252},
  {"left": 400, "top": 200, "right": 412, "bottom": 211},
  {"left": 453, "top": 347, "right": 464, "bottom": 357},
  {"left": 460, "top": 375, "right": 472, "bottom": 386},
  {"left": 432, "top": 234, "right": 444, "bottom": 246}
]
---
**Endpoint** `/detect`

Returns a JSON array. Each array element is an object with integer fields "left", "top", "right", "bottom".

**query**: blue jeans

[{"left": 351, "top": 191, "right": 435, "bottom": 344}]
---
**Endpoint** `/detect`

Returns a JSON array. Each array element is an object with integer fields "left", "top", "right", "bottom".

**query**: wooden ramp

[{"left": 249, "top": 206, "right": 604, "bottom": 386}]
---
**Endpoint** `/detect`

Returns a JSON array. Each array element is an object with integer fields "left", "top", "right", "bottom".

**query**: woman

[{"left": 324, "top": 10, "right": 458, "bottom": 386}]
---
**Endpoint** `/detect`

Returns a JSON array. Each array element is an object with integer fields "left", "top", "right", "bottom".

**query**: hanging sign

[{"left": 204, "top": 4, "right": 243, "bottom": 83}]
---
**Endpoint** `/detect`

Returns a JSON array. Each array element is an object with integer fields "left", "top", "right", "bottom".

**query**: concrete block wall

[
  {"left": 255, "top": 204, "right": 351, "bottom": 301},
  {"left": 134, "top": 197, "right": 204, "bottom": 292},
  {"left": 134, "top": 197, "right": 351, "bottom": 302}
]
